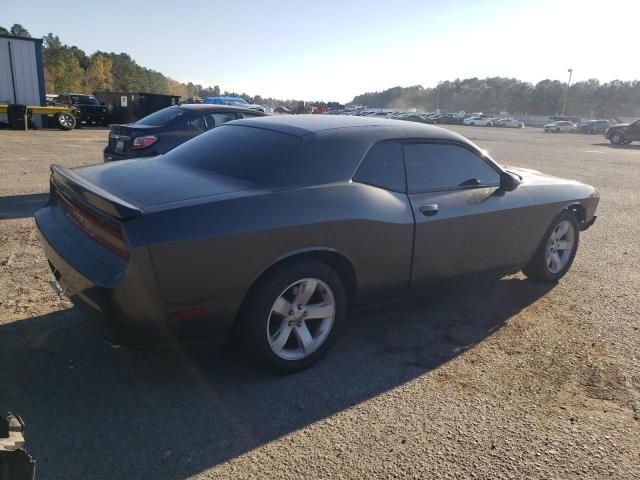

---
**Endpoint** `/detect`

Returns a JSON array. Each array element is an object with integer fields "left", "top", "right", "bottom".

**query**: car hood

[
  {"left": 505, "top": 166, "right": 580, "bottom": 186},
  {"left": 72, "top": 157, "right": 252, "bottom": 210},
  {"left": 609, "top": 123, "right": 629, "bottom": 129}
]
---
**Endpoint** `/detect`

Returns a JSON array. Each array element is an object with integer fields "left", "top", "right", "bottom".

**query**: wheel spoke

[
  {"left": 270, "top": 321, "right": 293, "bottom": 353},
  {"left": 271, "top": 296, "right": 292, "bottom": 317},
  {"left": 294, "top": 323, "right": 314, "bottom": 353},
  {"left": 293, "top": 279, "right": 318, "bottom": 307},
  {"left": 555, "top": 222, "right": 570, "bottom": 238},
  {"left": 551, "top": 251, "right": 562, "bottom": 271},
  {"left": 305, "top": 303, "right": 334, "bottom": 320},
  {"left": 557, "top": 240, "right": 573, "bottom": 251}
]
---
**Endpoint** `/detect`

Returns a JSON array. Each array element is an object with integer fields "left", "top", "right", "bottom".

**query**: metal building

[{"left": 0, "top": 35, "right": 46, "bottom": 124}]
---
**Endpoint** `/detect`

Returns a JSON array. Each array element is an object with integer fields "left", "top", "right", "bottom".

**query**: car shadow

[
  {"left": 0, "top": 193, "right": 49, "bottom": 220},
  {"left": 0, "top": 276, "right": 553, "bottom": 479},
  {"left": 592, "top": 142, "right": 640, "bottom": 150}
]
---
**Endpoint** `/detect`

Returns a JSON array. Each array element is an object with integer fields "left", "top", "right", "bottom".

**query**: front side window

[
  {"left": 404, "top": 143, "right": 500, "bottom": 193},
  {"left": 353, "top": 142, "right": 405, "bottom": 192}
]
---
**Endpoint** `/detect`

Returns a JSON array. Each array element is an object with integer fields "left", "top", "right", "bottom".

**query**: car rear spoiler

[{"left": 50, "top": 164, "right": 143, "bottom": 220}]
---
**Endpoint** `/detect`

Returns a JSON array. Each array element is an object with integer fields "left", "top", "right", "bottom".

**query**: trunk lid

[
  {"left": 65, "top": 157, "right": 252, "bottom": 210},
  {"left": 108, "top": 124, "right": 159, "bottom": 155}
]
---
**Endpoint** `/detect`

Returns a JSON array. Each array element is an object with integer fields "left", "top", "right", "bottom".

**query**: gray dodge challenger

[{"left": 36, "top": 115, "right": 599, "bottom": 372}]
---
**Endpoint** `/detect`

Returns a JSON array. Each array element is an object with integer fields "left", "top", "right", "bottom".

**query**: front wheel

[
  {"left": 237, "top": 260, "right": 347, "bottom": 373},
  {"left": 522, "top": 210, "right": 580, "bottom": 283},
  {"left": 610, "top": 132, "right": 625, "bottom": 145},
  {"left": 56, "top": 113, "right": 76, "bottom": 130}
]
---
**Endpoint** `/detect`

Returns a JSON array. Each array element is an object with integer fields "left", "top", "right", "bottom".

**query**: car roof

[
  {"left": 177, "top": 104, "right": 263, "bottom": 113},
  {"left": 232, "top": 114, "right": 472, "bottom": 143}
]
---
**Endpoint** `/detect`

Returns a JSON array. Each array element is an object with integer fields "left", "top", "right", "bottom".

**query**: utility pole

[
  {"left": 435, "top": 81, "right": 442, "bottom": 113},
  {"left": 561, "top": 68, "right": 573, "bottom": 117}
]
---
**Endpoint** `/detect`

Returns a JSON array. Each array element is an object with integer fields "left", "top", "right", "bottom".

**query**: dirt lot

[{"left": 1, "top": 126, "right": 639, "bottom": 479}]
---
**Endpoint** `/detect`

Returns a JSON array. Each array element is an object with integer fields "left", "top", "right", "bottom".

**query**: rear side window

[
  {"left": 136, "top": 107, "right": 185, "bottom": 126},
  {"left": 404, "top": 143, "right": 500, "bottom": 193},
  {"left": 203, "top": 112, "right": 238, "bottom": 129},
  {"left": 167, "top": 125, "right": 301, "bottom": 183},
  {"left": 354, "top": 142, "right": 405, "bottom": 192}
]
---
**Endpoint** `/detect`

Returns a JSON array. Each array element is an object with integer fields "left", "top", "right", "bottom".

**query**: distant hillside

[{"left": 353, "top": 78, "right": 640, "bottom": 117}]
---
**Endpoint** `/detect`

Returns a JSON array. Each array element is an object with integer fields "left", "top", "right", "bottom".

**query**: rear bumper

[
  {"left": 103, "top": 147, "right": 157, "bottom": 162},
  {"left": 35, "top": 204, "right": 237, "bottom": 345}
]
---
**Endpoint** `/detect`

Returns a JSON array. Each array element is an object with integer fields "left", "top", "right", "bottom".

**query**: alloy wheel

[
  {"left": 545, "top": 220, "right": 575, "bottom": 274},
  {"left": 266, "top": 278, "right": 336, "bottom": 361}
]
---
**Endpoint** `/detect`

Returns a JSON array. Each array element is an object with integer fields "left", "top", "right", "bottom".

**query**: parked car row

[{"left": 334, "top": 110, "right": 525, "bottom": 128}]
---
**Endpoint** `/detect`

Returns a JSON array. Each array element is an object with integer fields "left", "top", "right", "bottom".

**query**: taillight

[
  {"left": 131, "top": 135, "right": 158, "bottom": 150},
  {"left": 56, "top": 190, "right": 129, "bottom": 259}
]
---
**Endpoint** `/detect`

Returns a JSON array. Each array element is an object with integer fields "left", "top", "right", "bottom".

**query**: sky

[{"left": 2, "top": 0, "right": 637, "bottom": 103}]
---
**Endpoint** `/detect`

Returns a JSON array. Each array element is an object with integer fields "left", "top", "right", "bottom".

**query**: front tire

[
  {"left": 522, "top": 210, "right": 580, "bottom": 283},
  {"left": 610, "top": 132, "right": 625, "bottom": 145},
  {"left": 56, "top": 113, "right": 76, "bottom": 130},
  {"left": 238, "top": 260, "right": 347, "bottom": 373}
]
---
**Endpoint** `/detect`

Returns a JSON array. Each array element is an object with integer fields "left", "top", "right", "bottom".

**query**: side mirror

[{"left": 500, "top": 171, "right": 521, "bottom": 192}]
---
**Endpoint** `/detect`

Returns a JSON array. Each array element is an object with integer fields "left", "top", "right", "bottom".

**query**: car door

[{"left": 404, "top": 142, "right": 534, "bottom": 291}]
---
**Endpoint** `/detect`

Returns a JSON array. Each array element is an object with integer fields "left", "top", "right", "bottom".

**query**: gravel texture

[{"left": 0, "top": 126, "right": 638, "bottom": 479}]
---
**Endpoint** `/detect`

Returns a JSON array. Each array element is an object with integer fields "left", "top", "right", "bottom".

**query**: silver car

[{"left": 544, "top": 121, "right": 577, "bottom": 133}]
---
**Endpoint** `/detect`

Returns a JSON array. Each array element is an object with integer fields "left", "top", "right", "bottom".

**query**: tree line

[
  {"left": 352, "top": 77, "right": 640, "bottom": 118},
  {"left": 2, "top": 24, "right": 639, "bottom": 117}
]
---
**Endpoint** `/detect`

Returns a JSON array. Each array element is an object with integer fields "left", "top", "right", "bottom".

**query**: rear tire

[
  {"left": 522, "top": 210, "right": 580, "bottom": 283},
  {"left": 237, "top": 260, "right": 347, "bottom": 373}
]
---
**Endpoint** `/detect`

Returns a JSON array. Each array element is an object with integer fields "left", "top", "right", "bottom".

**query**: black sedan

[
  {"left": 103, "top": 104, "right": 265, "bottom": 161},
  {"left": 36, "top": 116, "right": 599, "bottom": 372}
]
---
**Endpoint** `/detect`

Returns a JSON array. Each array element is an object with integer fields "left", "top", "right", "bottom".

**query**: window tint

[
  {"left": 354, "top": 142, "right": 405, "bottom": 192},
  {"left": 136, "top": 107, "right": 185, "bottom": 126},
  {"left": 188, "top": 115, "right": 206, "bottom": 132},
  {"left": 167, "top": 125, "right": 301, "bottom": 183},
  {"left": 70, "top": 95, "right": 100, "bottom": 105},
  {"left": 203, "top": 112, "right": 237, "bottom": 130},
  {"left": 404, "top": 143, "right": 500, "bottom": 192}
]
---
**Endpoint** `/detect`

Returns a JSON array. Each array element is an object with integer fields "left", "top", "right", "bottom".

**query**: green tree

[
  {"left": 10, "top": 24, "right": 30, "bottom": 37},
  {"left": 85, "top": 54, "right": 113, "bottom": 92}
]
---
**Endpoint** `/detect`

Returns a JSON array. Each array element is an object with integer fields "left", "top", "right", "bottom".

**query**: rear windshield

[
  {"left": 136, "top": 107, "right": 185, "bottom": 126},
  {"left": 166, "top": 125, "right": 301, "bottom": 183}
]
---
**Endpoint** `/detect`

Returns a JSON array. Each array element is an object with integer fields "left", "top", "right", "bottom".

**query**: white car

[
  {"left": 497, "top": 118, "right": 525, "bottom": 128},
  {"left": 544, "top": 121, "right": 577, "bottom": 133},
  {"left": 463, "top": 116, "right": 494, "bottom": 126}
]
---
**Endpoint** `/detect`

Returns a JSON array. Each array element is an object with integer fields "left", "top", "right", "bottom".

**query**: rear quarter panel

[{"left": 142, "top": 183, "right": 414, "bottom": 309}]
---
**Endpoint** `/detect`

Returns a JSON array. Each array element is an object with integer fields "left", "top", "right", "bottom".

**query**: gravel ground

[{"left": 0, "top": 126, "right": 639, "bottom": 479}]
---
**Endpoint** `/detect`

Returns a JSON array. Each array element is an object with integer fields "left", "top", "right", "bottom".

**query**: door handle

[{"left": 419, "top": 204, "right": 439, "bottom": 216}]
